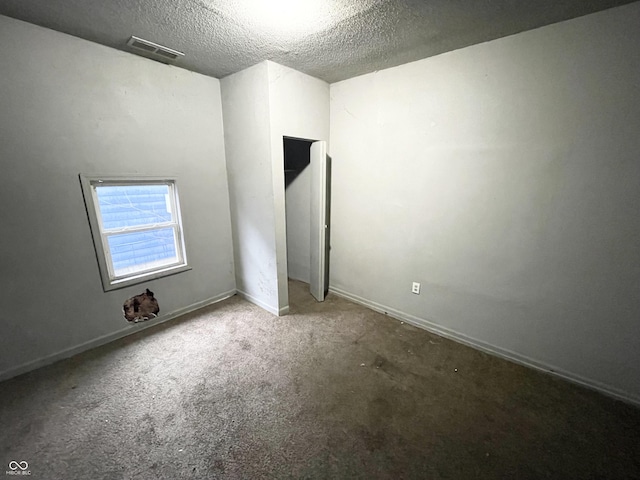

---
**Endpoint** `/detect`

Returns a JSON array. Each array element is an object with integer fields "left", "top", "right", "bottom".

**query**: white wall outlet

[{"left": 412, "top": 282, "right": 420, "bottom": 294}]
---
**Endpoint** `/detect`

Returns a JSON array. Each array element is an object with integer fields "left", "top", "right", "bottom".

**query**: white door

[{"left": 309, "top": 140, "right": 328, "bottom": 301}]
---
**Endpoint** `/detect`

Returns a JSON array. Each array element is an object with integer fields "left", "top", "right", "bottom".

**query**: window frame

[{"left": 79, "top": 174, "right": 190, "bottom": 291}]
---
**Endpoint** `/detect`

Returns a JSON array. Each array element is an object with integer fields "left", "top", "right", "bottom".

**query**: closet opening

[{"left": 283, "top": 136, "right": 331, "bottom": 304}]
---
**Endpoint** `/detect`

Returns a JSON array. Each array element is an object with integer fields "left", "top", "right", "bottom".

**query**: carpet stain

[
  {"left": 368, "top": 396, "right": 393, "bottom": 421},
  {"left": 164, "top": 412, "right": 176, "bottom": 425},
  {"left": 212, "top": 459, "right": 225, "bottom": 473},
  {"left": 373, "top": 354, "right": 386, "bottom": 369},
  {"left": 136, "top": 413, "right": 159, "bottom": 444},
  {"left": 360, "top": 428, "right": 387, "bottom": 452}
]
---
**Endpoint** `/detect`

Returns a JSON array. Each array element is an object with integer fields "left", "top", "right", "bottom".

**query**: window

[{"left": 80, "top": 175, "right": 189, "bottom": 291}]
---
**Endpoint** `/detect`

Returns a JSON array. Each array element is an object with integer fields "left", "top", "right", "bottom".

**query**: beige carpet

[{"left": 1, "top": 279, "right": 639, "bottom": 479}]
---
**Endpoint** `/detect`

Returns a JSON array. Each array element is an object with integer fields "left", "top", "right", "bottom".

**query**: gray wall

[
  {"left": 221, "top": 62, "right": 279, "bottom": 313},
  {"left": 329, "top": 3, "right": 640, "bottom": 403},
  {"left": 0, "top": 16, "right": 235, "bottom": 379}
]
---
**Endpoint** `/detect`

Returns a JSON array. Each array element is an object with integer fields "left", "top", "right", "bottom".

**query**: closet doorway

[{"left": 283, "top": 136, "right": 330, "bottom": 302}]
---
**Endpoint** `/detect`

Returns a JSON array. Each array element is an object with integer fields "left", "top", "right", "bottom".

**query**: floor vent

[{"left": 126, "top": 36, "right": 184, "bottom": 63}]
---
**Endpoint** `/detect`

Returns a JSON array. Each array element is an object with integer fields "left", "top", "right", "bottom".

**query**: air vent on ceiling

[{"left": 126, "top": 36, "right": 184, "bottom": 63}]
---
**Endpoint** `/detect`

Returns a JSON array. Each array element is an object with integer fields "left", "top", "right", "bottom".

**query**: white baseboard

[
  {"left": 0, "top": 289, "right": 236, "bottom": 383},
  {"left": 329, "top": 286, "right": 640, "bottom": 408},
  {"left": 236, "top": 289, "right": 280, "bottom": 316}
]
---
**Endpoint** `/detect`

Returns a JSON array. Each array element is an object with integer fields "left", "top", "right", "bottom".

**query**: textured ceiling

[{"left": 0, "top": 0, "right": 636, "bottom": 83}]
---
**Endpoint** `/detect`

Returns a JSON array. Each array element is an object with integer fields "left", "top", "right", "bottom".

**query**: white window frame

[{"left": 80, "top": 174, "right": 190, "bottom": 291}]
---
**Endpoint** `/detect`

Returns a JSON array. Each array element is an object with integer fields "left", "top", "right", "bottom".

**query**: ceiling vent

[{"left": 126, "top": 36, "right": 184, "bottom": 63}]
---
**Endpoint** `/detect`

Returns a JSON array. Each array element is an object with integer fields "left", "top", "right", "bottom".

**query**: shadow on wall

[
  {"left": 324, "top": 154, "right": 332, "bottom": 295},
  {"left": 284, "top": 137, "right": 312, "bottom": 187}
]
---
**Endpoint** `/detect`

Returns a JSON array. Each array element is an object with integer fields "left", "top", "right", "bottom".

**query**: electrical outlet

[{"left": 412, "top": 282, "right": 420, "bottom": 294}]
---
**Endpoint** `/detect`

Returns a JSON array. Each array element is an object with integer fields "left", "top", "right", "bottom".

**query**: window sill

[{"left": 102, "top": 264, "right": 192, "bottom": 292}]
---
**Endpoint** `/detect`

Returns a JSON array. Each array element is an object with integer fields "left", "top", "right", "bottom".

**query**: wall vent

[{"left": 126, "top": 36, "right": 184, "bottom": 63}]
